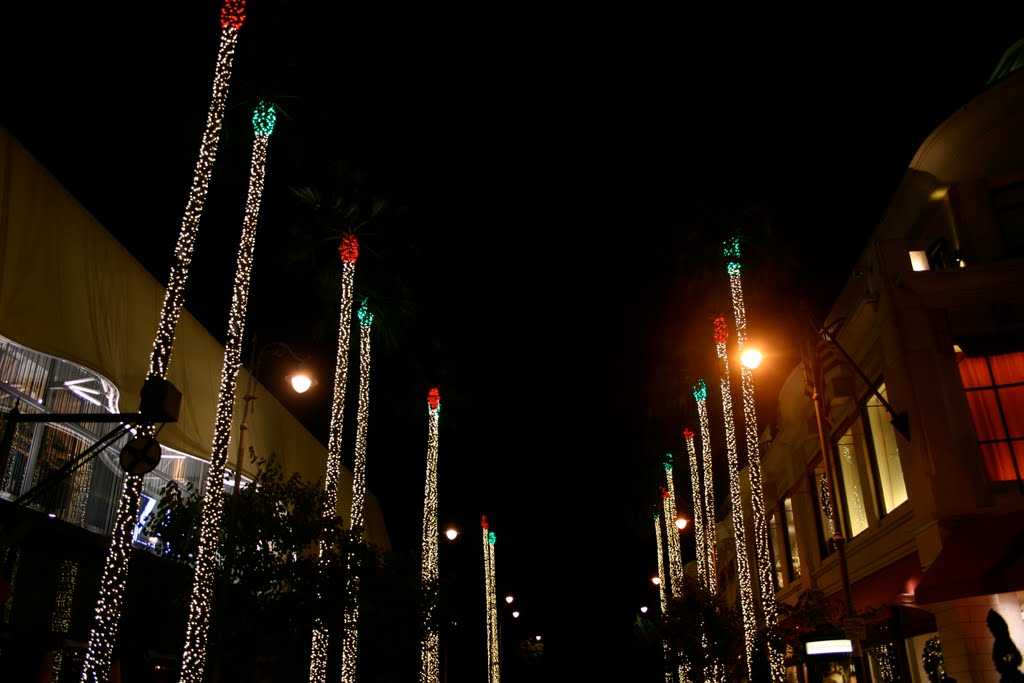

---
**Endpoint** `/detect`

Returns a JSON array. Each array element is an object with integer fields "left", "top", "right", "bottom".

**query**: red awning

[{"left": 914, "top": 509, "right": 1024, "bottom": 605}]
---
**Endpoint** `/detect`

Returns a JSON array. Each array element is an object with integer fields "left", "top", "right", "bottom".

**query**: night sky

[{"left": 2, "top": 2, "right": 1020, "bottom": 678}]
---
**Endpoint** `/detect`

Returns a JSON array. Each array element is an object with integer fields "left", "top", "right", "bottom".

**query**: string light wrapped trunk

[
  {"left": 724, "top": 237, "right": 784, "bottom": 681},
  {"left": 419, "top": 388, "right": 442, "bottom": 683},
  {"left": 339, "top": 299, "right": 374, "bottom": 683},
  {"left": 179, "top": 100, "right": 276, "bottom": 683},
  {"left": 662, "top": 457, "right": 692, "bottom": 683},
  {"left": 653, "top": 513, "right": 673, "bottom": 683},
  {"left": 682, "top": 429, "right": 707, "bottom": 590},
  {"left": 692, "top": 380, "right": 718, "bottom": 594},
  {"left": 309, "top": 233, "right": 359, "bottom": 682},
  {"left": 482, "top": 517, "right": 500, "bottom": 683},
  {"left": 80, "top": 3, "right": 247, "bottom": 680},
  {"left": 714, "top": 316, "right": 756, "bottom": 682}
]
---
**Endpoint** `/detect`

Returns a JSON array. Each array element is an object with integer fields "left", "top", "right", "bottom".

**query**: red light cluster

[
  {"left": 338, "top": 233, "right": 359, "bottom": 263},
  {"left": 427, "top": 387, "right": 440, "bottom": 410},
  {"left": 219, "top": 0, "right": 246, "bottom": 30},
  {"left": 713, "top": 316, "right": 729, "bottom": 344}
]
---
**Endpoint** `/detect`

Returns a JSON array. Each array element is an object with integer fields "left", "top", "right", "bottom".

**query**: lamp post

[
  {"left": 231, "top": 335, "right": 312, "bottom": 504},
  {"left": 804, "top": 318, "right": 869, "bottom": 682}
]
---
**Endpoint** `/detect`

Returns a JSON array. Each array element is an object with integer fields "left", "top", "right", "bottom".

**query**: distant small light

[
  {"left": 445, "top": 528, "right": 459, "bottom": 541},
  {"left": 505, "top": 595, "right": 514, "bottom": 604},
  {"left": 512, "top": 610, "right": 520, "bottom": 619},
  {"left": 929, "top": 187, "right": 948, "bottom": 201},
  {"left": 48, "top": 513, "right": 56, "bottom": 519},
  {"left": 640, "top": 606, "right": 648, "bottom": 614},
  {"left": 675, "top": 517, "right": 689, "bottom": 530},
  {"left": 740, "top": 349, "right": 762, "bottom": 370},
  {"left": 651, "top": 576, "right": 661, "bottom": 586},
  {"left": 535, "top": 635, "right": 542, "bottom": 642},
  {"left": 290, "top": 373, "right": 313, "bottom": 393}
]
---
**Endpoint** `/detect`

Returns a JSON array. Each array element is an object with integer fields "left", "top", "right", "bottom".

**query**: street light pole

[
  {"left": 230, "top": 336, "right": 311, "bottom": 508},
  {"left": 808, "top": 340, "right": 868, "bottom": 681}
]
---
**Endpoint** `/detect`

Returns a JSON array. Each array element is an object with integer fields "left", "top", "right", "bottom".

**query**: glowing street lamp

[
  {"left": 651, "top": 576, "right": 661, "bottom": 586},
  {"left": 675, "top": 516, "right": 689, "bottom": 530},
  {"left": 512, "top": 611, "right": 520, "bottom": 619},
  {"left": 505, "top": 595, "right": 514, "bottom": 605},
  {"left": 740, "top": 347, "right": 763, "bottom": 370},
  {"left": 233, "top": 337, "right": 313, "bottom": 500},
  {"left": 445, "top": 527, "right": 460, "bottom": 541}
]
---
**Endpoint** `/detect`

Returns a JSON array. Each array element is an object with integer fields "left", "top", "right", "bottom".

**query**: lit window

[
  {"left": 773, "top": 496, "right": 808, "bottom": 573},
  {"left": 909, "top": 251, "right": 930, "bottom": 271},
  {"left": 866, "top": 384, "right": 907, "bottom": 512},
  {"left": 836, "top": 424, "right": 870, "bottom": 537},
  {"left": 956, "top": 348, "right": 1024, "bottom": 483}
]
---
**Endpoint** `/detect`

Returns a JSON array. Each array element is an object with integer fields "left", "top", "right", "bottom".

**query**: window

[
  {"left": 866, "top": 385, "right": 908, "bottom": 512},
  {"left": 782, "top": 497, "right": 801, "bottom": 581},
  {"left": 956, "top": 348, "right": 1024, "bottom": 483},
  {"left": 768, "top": 509, "right": 784, "bottom": 590},
  {"left": 829, "top": 381, "right": 908, "bottom": 541},
  {"left": 813, "top": 463, "right": 836, "bottom": 557},
  {"left": 836, "top": 422, "right": 871, "bottom": 537}
]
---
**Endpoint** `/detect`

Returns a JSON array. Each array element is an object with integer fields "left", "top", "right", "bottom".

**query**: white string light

[
  {"left": 653, "top": 514, "right": 673, "bottom": 683},
  {"left": 682, "top": 430, "right": 707, "bottom": 591},
  {"left": 419, "top": 388, "right": 442, "bottom": 683},
  {"left": 339, "top": 299, "right": 374, "bottom": 683},
  {"left": 50, "top": 559, "right": 78, "bottom": 682},
  {"left": 714, "top": 316, "right": 756, "bottom": 682},
  {"left": 692, "top": 380, "right": 718, "bottom": 594},
  {"left": 662, "top": 456, "right": 692, "bottom": 683},
  {"left": 661, "top": 456, "right": 685, "bottom": 596},
  {"left": 309, "top": 233, "right": 358, "bottom": 682},
  {"left": 178, "top": 101, "right": 275, "bottom": 683},
  {"left": 81, "top": 6, "right": 246, "bottom": 680},
  {"left": 482, "top": 518, "right": 500, "bottom": 683},
  {"left": 724, "top": 237, "right": 784, "bottom": 680}
]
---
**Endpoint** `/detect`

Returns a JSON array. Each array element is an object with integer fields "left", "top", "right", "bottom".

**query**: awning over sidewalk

[{"left": 914, "top": 509, "right": 1024, "bottom": 605}]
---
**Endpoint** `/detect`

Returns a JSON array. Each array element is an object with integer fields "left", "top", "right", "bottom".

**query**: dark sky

[{"left": 2, "top": 2, "right": 1020, "bottom": 678}]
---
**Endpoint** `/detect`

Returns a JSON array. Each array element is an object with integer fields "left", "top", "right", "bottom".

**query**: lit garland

[
  {"left": 661, "top": 457, "right": 684, "bottom": 596},
  {"left": 684, "top": 428, "right": 716, "bottom": 683},
  {"left": 714, "top": 316, "right": 756, "bottom": 681},
  {"left": 682, "top": 429, "right": 707, "bottom": 591},
  {"left": 724, "top": 237, "right": 784, "bottom": 680},
  {"left": 50, "top": 559, "right": 78, "bottom": 682},
  {"left": 309, "top": 233, "right": 359, "bottom": 682},
  {"left": 349, "top": 298, "right": 374, "bottom": 532},
  {"left": 339, "top": 299, "right": 374, "bottom": 683},
  {"left": 482, "top": 517, "right": 500, "bottom": 683},
  {"left": 653, "top": 513, "right": 673, "bottom": 683},
  {"left": 178, "top": 101, "right": 275, "bottom": 683},
  {"left": 419, "top": 388, "right": 442, "bottom": 683},
  {"left": 2, "top": 547, "right": 18, "bottom": 623},
  {"left": 81, "top": 5, "right": 247, "bottom": 680},
  {"left": 692, "top": 380, "right": 718, "bottom": 595}
]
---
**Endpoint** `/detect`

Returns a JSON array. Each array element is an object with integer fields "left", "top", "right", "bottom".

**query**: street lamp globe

[
  {"left": 445, "top": 527, "right": 460, "bottom": 541},
  {"left": 505, "top": 595, "right": 514, "bottom": 605},
  {"left": 289, "top": 372, "right": 314, "bottom": 393},
  {"left": 651, "top": 576, "right": 661, "bottom": 586},
  {"left": 512, "top": 610, "right": 520, "bottom": 619},
  {"left": 740, "top": 348, "right": 763, "bottom": 369},
  {"left": 675, "top": 516, "right": 689, "bottom": 530}
]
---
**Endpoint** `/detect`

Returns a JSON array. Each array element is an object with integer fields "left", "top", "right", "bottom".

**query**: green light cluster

[
  {"left": 723, "top": 236, "right": 741, "bottom": 260},
  {"left": 252, "top": 101, "right": 276, "bottom": 136},
  {"left": 488, "top": 531, "right": 496, "bottom": 545},
  {"left": 358, "top": 298, "right": 374, "bottom": 326},
  {"left": 693, "top": 379, "right": 707, "bottom": 402}
]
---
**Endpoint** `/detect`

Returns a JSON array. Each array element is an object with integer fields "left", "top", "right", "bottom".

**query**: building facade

[
  {"left": 0, "top": 124, "right": 390, "bottom": 678},
  {"left": 744, "top": 53, "right": 1024, "bottom": 683}
]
